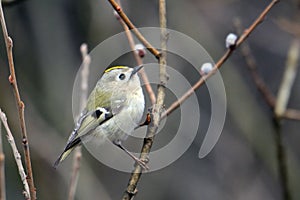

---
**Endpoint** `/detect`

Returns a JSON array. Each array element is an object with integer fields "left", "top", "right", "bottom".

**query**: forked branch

[
  {"left": 107, "top": 0, "right": 161, "bottom": 59},
  {"left": 164, "top": 0, "right": 279, "bottom": 118},
  {"left": 0, "top": 3, "right": 36, "bottom": 199},
  {"left": 114, "top": 1, "right": 156, "bottom": 104}
]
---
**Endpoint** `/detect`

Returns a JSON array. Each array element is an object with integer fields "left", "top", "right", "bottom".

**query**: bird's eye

[{"left": 119, "top": 73, "right": 126, "bottom": 80}]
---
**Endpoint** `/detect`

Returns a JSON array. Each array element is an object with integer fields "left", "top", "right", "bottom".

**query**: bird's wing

[
  {"left": 54, "top": 86, "right": 127, "bottom": 168},
  {"left": 68, "top": 107, "right": 113, "bottom": 145},
  {"left": 54, "top": 107, "right": 113, "bottom": 168}
]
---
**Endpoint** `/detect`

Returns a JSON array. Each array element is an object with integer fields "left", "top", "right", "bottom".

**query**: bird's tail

[
  {"left": 53, "top": 149, "right": 74, "bottom": 168},
  {"left": 53, "top": 137, "right": 82, "bottom": 168}
]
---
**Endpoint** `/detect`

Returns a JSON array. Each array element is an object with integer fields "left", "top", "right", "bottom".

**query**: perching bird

[{"left": 54, "top": 65, "right": 146, "bottom": 169}]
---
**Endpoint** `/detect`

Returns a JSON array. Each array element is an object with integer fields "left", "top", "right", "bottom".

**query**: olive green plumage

[{"left": 54, "top": 65, "right": 145, "bottom": 168}]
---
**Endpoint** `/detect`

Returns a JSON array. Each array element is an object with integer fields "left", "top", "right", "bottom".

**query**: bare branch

[
  {"left": 284, "top": 109, "right": 300, "bottom": 121},
  {"left": 107, "top": 0, "right": 161, "bottom": 59},
  {"left": 163, "top": 0, "right": 279, "bottom": 118},
  {"left": 0, "top": 3, "right": 36, "bottom": 199},
  {"left": 0, "top": 120, "right": 6, "bottom": 200},
  {"left": 275, "top": 39, "right": 299, "bottom": 118},
  {"left": 68, "top": 43, "right": 91, "bottom": 200},
  {"left": 122, "top": 0, "right": 167, "bottom": 199},
  {"left": 114, "top": 1, "right": 156, "bottom": 104},
  {"left": 235, "top": 18, "right": 300, "bottom": 122},
  {"left": 0, "top": 109, "right": 30, "bottom": 200},
  {"left": 234, "top": 18, "right": 276, "bottom": 107},
  {"left": 276, "top": 18, "right": 300, "bottom": 37},
  {"left": 273, "top": 119, "right": 291, "bottom": 200},
  {"left": 235, "top": 10, "right": 296, "bottom": 200},
  {"left": 274, "top": 39, "right": 299, "bottom": 200}
]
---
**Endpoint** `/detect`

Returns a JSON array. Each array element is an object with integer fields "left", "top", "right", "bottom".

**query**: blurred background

[{"left": 0, "top": 0, "right": 299, "bottom": 199}]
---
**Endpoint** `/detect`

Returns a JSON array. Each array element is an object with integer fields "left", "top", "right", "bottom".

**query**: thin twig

[
  {"left": 163, "top": 0, "right": 279, "bottom": 118},
  {"left": 0, "top": 109, "right": 30, "bottom": 199},
  {"left": 0, "top": 2, "right": 36, "bottom": 199},
  {"left": 107, "top": 0, "right": 161, "bottom": 59},
  {"left": 115, "top": 1, "right": 156, "bottom": 104},
  {"left": 235, "top": 19, "right": 300, "bottom": 122},
  {"left": 234, "top": 18, "right": 276, "bottom": 107},
  {"left": 0, "top": 120, "right": 5, "bottom": 200},
  {"left": 122, "top": 0, "right": 167, "bottom": 199},
  {"left": 68, "top": 44, "right": 91, "bottom": 200},
  {"left": 236, "top": 16, "right": 298, "bottom": 200},
  {"left": 284, "top": 109, "right": 300, "bottom": 121},
  {"left": 275, "top": 39, "right": 299, "bottom": 118},
  {"left": 276, "top": 18, "right": 300, "bottom": 37}
]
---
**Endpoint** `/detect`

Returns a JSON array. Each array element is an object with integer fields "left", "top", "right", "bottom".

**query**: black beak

[{"left": 130, "top": 65, "right": 143, "bottom": 78}]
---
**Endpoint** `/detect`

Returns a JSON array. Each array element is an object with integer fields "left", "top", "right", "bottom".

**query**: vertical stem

[
  {"left": 0, "top": 122, "right": 6, "bottom": 200},
  {"left": 273, "top": 120, "right": 291, "bottom": 200},
  {"left": 121, "top": 0, "right": 167, "bottom": 199},
  {"left": 0, "top": 2, "right": 36, "bottom": 199},
  {"left": 275, "top": 39, "right": 299, "bottom": 118},
  {"left": 272, "top": 39, "right": 299, "bottom": 200},
  {"left": 158, "top": 0, "right": 168, "bottom": 90},
  {"left": 68, "top": 44, "right": 91, "bottom": 200},
  {"left": 67, "top": 148, "right": 81, "bottom": 200}
]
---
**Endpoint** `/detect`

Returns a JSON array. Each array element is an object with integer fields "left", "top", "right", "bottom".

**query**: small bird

[{"left": 54, "top": 65, "right": 147, "bottom": 169}]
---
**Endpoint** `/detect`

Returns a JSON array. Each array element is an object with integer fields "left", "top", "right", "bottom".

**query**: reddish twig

[
  {"left": 235, "top": 24, "right": 276, "bottom": 107},
  {"left": 107, "top": 0, "right": 161, "bottom": 59},
  {"left": 235, "top": 19, "right": 300, "bottom": 122},
  {"left": 163, "top": 0, "right": 279, "bottom": 118},
  {"left": 0, "top": 3, "right": 36, "bottom": 199},
  {"left": 238, "top": 27, "right": 294, "bottom": 200},
  {"left": 114, "top": 1, "right": 156, "bottom": 104},
  {"left": 235, "top": 12, "right": 297, "bottom": 200}
]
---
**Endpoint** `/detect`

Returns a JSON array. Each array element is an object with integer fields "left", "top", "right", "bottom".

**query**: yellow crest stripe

[{"left": 104, "top": 66, "right": 128, "bottom": 73}]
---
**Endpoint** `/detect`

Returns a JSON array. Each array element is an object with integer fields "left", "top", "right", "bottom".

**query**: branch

[
  {"left": 273, "top": 39, "right": 299, "bottom": 200},
  {"left": 276, "top": 18, "right": 300, "bottom": 37},
  {"left": 275, "top": 39, "right": 299, "bottom": 118},
  {"left": 0, "top": 109, "right": 30, "bottom": 199},
  {"left": 284, "top": 109, "right": 300, "bottom": 121},
  {"left": 0, "top": 120, "right": 5, "bottom": 200},
  {"left": 0, "top": 3, "right": 36, "bottom": 199},
  {"left": 68, "top": 44, "right": 91, "bottom": 200},
  {"left": 234, "top": 18, "right": 276, "bottom": 107},
  {"left": 234, "top": 11, "right": 297, "bottom": 200},
  {"left": 163, "top": 0, "right": 279, "bottom": 118},
  {"left": 107, "top": 0, "right": 161, "bottom": 59},
  {"left": 235, "top": 18, "right": 300, "bottom": 121},
  {"left": 114, "top": 1, "right": 156, "bottom": 104},
  {"left": 122, "top": 0, "right": 167, "bottom": 199},
  {"left": 238, "top": 24, "right": 295, "bottom": 200},
  {"left": 273, "top": 119, "right": 291, "bottom": 200}
]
